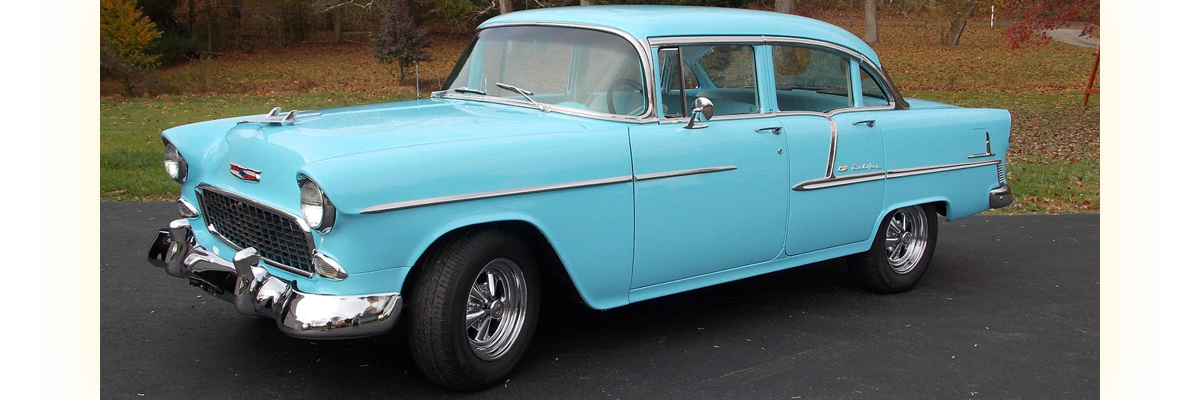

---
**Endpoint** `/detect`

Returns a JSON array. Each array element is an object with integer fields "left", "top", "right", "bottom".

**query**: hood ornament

[
  {"left": 238, "top": 107, "right": 321, "bottom": 125},
  {"left": 230, "top": 164, "right": 261, "bottom": 182}
]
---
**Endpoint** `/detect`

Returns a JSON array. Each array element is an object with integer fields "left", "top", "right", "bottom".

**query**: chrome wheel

[
  {"left": 408, "top": 229, "right": 541, "bottom": 390},
  {"left": 884, "top": 206, "right": 929, "bottom": 274},
  {"left": 465, "top": 258, "right": 528, "bottom": 361}
]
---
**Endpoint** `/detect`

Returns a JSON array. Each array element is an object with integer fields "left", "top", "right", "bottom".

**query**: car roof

[{"left": 480, "top": 5, "right": 882, "bottom": 67}]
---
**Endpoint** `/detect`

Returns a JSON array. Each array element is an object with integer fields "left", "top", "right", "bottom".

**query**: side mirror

[{"left": 684, "top": 97, "right": 714, "bottom": 129}]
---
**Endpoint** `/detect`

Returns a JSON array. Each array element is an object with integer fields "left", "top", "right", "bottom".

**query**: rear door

[{"left": 768, "top": 42, "right": 887, "bottom": 255}]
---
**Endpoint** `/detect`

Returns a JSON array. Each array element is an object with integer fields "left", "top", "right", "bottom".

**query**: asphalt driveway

[{"left": 101, "top": 202, "right": 1098, "bottom": 399}]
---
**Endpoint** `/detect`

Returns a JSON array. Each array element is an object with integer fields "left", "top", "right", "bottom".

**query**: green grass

[
  {"left": 100, "top": 93, "right": 412, "bottom": 201},
  {"left": 1004, "top": 160, "right": 1099, "bottom": 213},
  {"left": 100, "top": 20, "right": 1100, "bottom": 212},
  {"left": 101, "top": 90, "right": 1099, "bottom": 213},
  {"left": 907, "top": 91, "right": 1100, "bottom": 214}
]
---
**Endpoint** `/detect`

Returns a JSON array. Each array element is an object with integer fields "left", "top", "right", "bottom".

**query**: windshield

[{"left": 444, "top": 26, "right": 648, "bottom": 117}]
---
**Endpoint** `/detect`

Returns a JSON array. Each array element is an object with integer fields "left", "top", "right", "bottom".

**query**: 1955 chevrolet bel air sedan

[{"left": 147, "top": 5, "right": 1012, "bottom": 390}]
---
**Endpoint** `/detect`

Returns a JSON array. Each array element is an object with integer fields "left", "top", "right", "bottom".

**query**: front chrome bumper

[
  {"left": 990, "top": 185, "right": 1014, "bottom": 209},
  {"left": 148, "top": 219, "right": 401, "bottom": 339}
]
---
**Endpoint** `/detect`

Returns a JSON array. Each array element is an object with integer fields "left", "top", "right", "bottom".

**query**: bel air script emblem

[
  {"left": 230, "top": 164, "right": 262, "bottom": 182},
  {"left": 837, "top": 162, "right": 882, "bottom": 173}
]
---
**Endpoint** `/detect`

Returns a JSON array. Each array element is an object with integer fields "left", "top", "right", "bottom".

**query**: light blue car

[{"left": 148, "top": 5, "right": 1012, "bottom": 390}]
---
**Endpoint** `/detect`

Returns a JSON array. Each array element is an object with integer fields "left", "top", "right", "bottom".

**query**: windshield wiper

[
  {"left": 450, "top": 87, "right": 487, "bottom": 95},
  {"left": 432, "top": 87, "right": 486, "bottom": 98},
  {"left": 495, "top": 82, "right": 547, "bottom": 112}
]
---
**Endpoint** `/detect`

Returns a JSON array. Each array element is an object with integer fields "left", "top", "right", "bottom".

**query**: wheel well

[
  {"left": 401, "top": 221, "right": 584, "bottom": 308},
  {"left": 932, "top": 201, "right": 947, "bottom": 217}
]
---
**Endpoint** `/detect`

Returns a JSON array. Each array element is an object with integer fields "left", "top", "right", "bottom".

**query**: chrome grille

[
  {"left": 198, "top": 188, "right": 313, "bottom": 273},
  {"left": 997, "top": 161, "right": 1007, "bottom": 184}
]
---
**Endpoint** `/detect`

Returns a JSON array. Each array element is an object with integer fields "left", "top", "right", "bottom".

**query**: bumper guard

[
  {"left": 148, "top": 219, "right": 401, "bottom": 339},
  {"left": 990, "top": 185, "right": 1014, "bottom": 209}
]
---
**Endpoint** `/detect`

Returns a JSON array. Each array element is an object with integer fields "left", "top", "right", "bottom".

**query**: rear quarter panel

[{"left": 880, "top": 107, "right": 1011, "bottom": 220}]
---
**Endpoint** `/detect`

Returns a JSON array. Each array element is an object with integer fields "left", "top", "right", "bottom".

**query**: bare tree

[
  {"left": 305, "top": 0, "right": 383, "bottom": 42},
  {"left": 943, "top": 0, "right": 979, "bottom": 46},
  {"left": 775, "top": 0, "right": 792, "bottom": 15},
  {"left": 864, "top": 0, "right": 879, "bottom": 44},
  {"left": 500, "top": 0, "right": 513, "bottom": 14}
]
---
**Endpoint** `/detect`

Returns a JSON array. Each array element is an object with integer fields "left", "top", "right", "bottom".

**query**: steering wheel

[{"left": 607, "top": 78, "right": 644, "bottom": 116}]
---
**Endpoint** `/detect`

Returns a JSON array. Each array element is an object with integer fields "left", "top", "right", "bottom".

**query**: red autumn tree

[{"left": 1002, "top": 0, "right": 1100, "bottom": 48}]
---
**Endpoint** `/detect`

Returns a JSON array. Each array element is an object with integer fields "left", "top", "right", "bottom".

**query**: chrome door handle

[
  {"left": 755, "top": 126, "right": 783, "bottom": 135},
  {"left": 853, "top": 120, "right": 876, "bottom": 128}
]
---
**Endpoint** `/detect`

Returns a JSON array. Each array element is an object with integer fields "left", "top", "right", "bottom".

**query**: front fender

[{"left": 298, "top": 127, "right": 636, "bottom": 310}]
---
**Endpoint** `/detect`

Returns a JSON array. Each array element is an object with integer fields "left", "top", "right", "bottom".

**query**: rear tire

[
  {"left": 848, "top": 204, "right": 939, "bottom": 294},
  {"left": 406, "top": 228, "right": 541, "bottom": 391}
]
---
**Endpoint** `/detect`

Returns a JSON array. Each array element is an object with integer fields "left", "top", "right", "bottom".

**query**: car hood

[{"left": 165, "top": 98, "right": 596, "bottom": 206}]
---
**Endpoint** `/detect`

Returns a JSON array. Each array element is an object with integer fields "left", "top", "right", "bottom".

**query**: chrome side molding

[{"left": 795, "top": 160, "right": 1001, "bottom": 191}]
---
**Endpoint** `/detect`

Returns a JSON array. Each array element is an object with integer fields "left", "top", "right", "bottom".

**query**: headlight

[
  {"left": 163, "top": 140, "right": 188, "bottom": 183},
  {"left": 300, "top": 178, "right": 336, "bottom": 231}
]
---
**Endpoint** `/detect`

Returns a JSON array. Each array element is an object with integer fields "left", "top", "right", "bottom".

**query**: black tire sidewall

[
  {"left": 450, "top": 233, "right": 540, "bottom": 382},
  {"left": 410, "top": 229, "right": 542, "bottom": 390},
  {"left": 853, "top": 204, "right": 938, "bottom": 293}
]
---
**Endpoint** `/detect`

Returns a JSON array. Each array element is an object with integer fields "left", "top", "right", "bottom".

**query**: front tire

[
  {"left": 848, "top": 204, "right": 939, "bottom": 294},
  {"left": 407, "top": 229, "right": 541, "bottom": 391}
]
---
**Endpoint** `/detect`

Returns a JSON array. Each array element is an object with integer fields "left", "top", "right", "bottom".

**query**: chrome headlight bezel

[
  {"left": 299, "top": 177, "right": 336, "bottom": 232},
  {"left": 312, "top": 252, "right": 348, "bottom": 280},
  {"left": 163, "top": 139, "right": 188, "bottom": 184}
]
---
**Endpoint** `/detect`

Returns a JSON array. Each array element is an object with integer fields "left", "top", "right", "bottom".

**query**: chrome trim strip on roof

[
  {"left": 647, "top": 35, "right": 768, "bottom": 46},
  {"left": 361, "top": 176, "right": 634, "bottom": 214},
  {"left": 634, "top": 166, "right": 738, "bottom": 181}
]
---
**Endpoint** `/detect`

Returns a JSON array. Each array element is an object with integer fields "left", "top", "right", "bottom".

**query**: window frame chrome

[
  {"left": 761, "top": 35, "right": 908, "bottom": 111},
  {"left": 650, "top": 37, "right": 771, "bottom": 124},
  {"left": 645, "top": 35, "right": 908, "bottom": 125},
  {"left": 435, "top": 22, "right": 659, "bottom": 124}
]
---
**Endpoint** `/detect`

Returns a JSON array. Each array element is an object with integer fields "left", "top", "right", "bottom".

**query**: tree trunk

[
  {"left": 500, "top": 0, "right": 512, "bottom": 14},
  {"left": 188, "top": 0, "right": 196, "bottom": 40},
  {"left": 775, "top": 0, "right": 792, "bottom": 15},
  {"left": 580, "top": 0, "right": 591, "bottom": 5},
  {"left": 864, "top": 0, "right": 879, "bottom": 44},
  {"left": 233, "top": 0, "right": 242, "bottom": 50},
  {"left": 206, "top": 6, "right": 213, "bottom": 52},
  {"left": 332, "top": 5, "right": 343, "bottom": 43},
  {"left": 943, "top": 0, "right": 977, "bottom": 46}
]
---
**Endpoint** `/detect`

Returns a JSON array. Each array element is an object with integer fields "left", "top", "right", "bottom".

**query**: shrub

[
  {"left": 101, "top": 0, "right": 162, "bottom": 94},
  {"left": 149, "top": 31, "right": 203, "bottom": 67}
]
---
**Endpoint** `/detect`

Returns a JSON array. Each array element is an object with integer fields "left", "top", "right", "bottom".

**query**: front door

[{"left": 629, "top": 43, "right": 789, "bottom": 288}]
